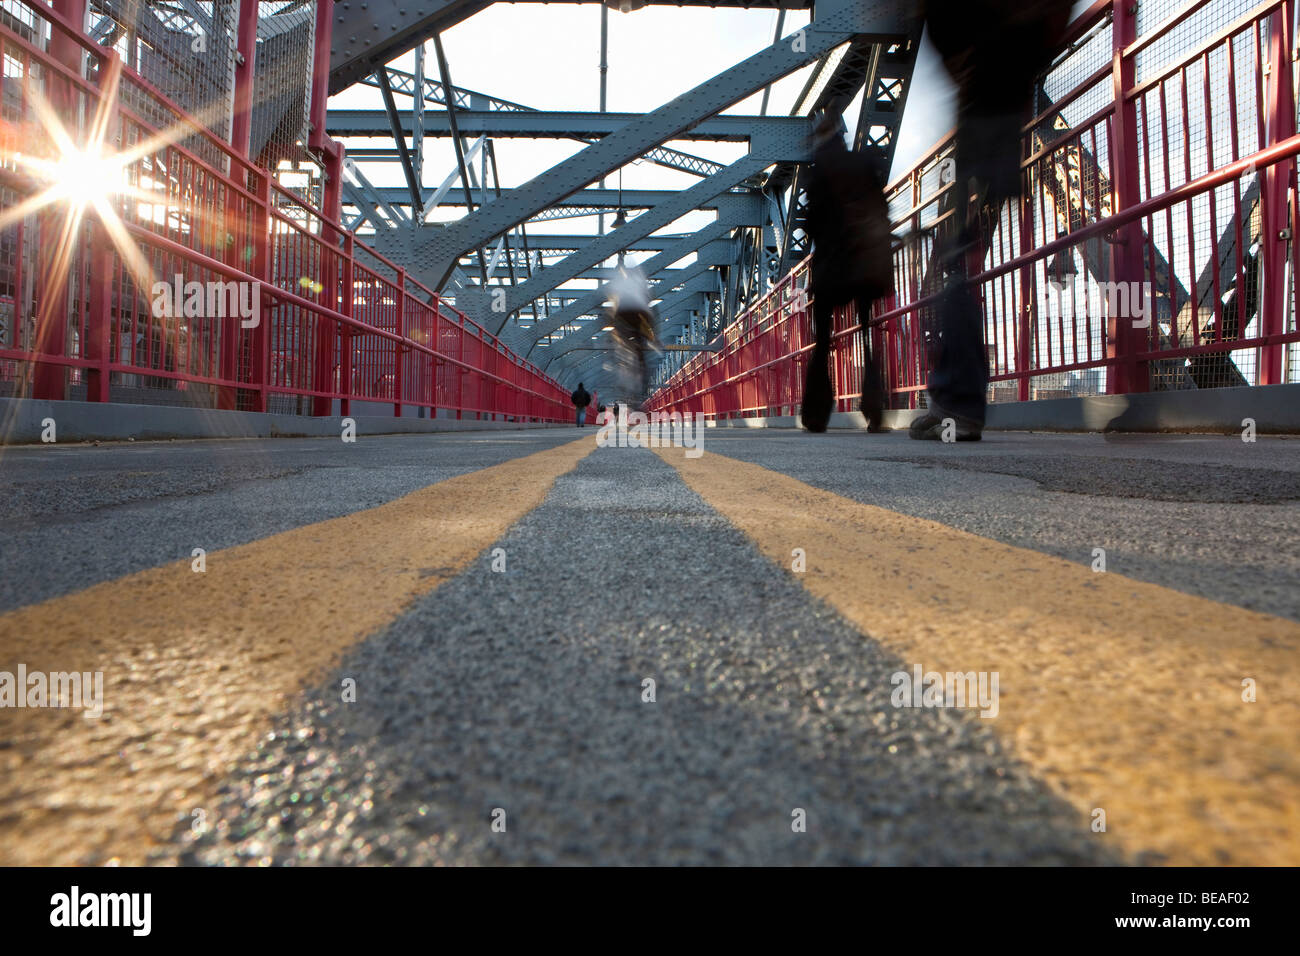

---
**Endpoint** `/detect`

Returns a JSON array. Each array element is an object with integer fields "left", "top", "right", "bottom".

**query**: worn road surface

[{"left": 2, "top": 427, "right": 1297, "bottom": 865}]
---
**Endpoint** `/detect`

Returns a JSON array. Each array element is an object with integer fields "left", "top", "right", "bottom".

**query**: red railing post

[
  {"left": 340, "top": 234, "right": 354, "bottom": 417},
  {"left": 230, "top": 0, "right": 259, "bottom": 158},
  {"left": 85, "top": 218, "right": 113, "bottom": 402},
  {"left": 308, "top": 0, "right": 335, "bottom": 154},
  {"left": 32, "top": 0, "right": 88, "bottom": 401},
  {"left": 456, "top": 312, "right": 464, "bottom": 419},
  {"left": 1017, "top": 188, "right": 1036, "bottom": 401},
  {"left": 85, "top": 47, "right": 120, "bottom": 405},
  {"left": 228, "top": 0, "right": 260, "bottom": 409},
  {"left": 394, "top": 268, "right": 405, "bottom": 417},
  {"left": 1259, "top": 2, "right": 1295, "bottom": 385},
  {"left": 1106, "top": 0, "right": 1149, "bottom": 395},
  {"left": 250, "top": 172, "right": 272, "bottom": 412},
  {"left": 313, "top": 139, "right": 344, "bottom": 415}
]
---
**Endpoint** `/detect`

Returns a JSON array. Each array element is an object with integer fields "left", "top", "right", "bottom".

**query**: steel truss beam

[
  {"left": 328, "top": 109, "right": 811, "bottom": 141},
  {"left": 331, "top": 0, "right": 486, "bottom": 94},
  {"left": 488, "top": 174, "right": 765, "bottom": 327},
  {"left": 366, "top": 187, "right": 732, "bottom": 211},
  {"left": 358, "top": 66, "right": 724, "bottom": 179},
  {"left": 400, "top": 0, "right": 905, "bottom": 290}
]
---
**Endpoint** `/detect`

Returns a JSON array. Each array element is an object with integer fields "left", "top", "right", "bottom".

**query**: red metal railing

[
  {"left": 0, "top": 0, "right": 569, "bottom": 422},
  {"left": 650, "top": 0, "right": 1300, "bottom": 419}
]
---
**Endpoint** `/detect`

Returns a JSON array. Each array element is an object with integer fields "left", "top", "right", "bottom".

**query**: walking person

[
  {"left": 905, "top": 0, "right": 1074, "bottom": 440},
  {"left": 571, "top": 382, "right": 591, "bottom": 427},
  {"left": 801, "top": 113, "right": 894, "bottom": 433}
]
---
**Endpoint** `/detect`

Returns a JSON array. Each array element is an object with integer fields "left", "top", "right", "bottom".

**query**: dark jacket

[
  {"left": 806, "top": 139, "right": 894, "bottom": 307},
  {"left": 571, "top": 386, "right": 591, "bottom": 408}
]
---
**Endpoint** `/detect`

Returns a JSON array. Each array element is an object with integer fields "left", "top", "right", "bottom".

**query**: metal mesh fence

[
  {"left": 0, "top": 9, "right": 37, "bottom": 390},
  {"left": 660, "top": 1, "right": 1300, "bottom": 415},
  {"left": 250, "top": 0, "right": 314, "bottom": 171},
  {"left": 87, "top": 0, "right": 238, "bottom": 143}
]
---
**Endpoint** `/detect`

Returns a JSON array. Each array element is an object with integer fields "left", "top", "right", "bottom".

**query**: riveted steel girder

[
  {"left": 330, "top": 0, "right": 486, "bottom": 94},
  {"left": 357, "top": 67, "right": 725, "bottom": 179},
  {"left": 368, "top": 187, "right": 728, "bottom": 211},
  {"left": 328, "top": 109, "right": 812, "bottom": 141},
  {"left": 491, "top": 172, "right": 765, "bottom": 324},
  {"left": 405, "top": 0, "right": 908, "bottom": 288}
]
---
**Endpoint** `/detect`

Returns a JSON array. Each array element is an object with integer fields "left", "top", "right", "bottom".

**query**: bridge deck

[{"left": 1, "top": 429, "right": 1297, "bottom": 865}]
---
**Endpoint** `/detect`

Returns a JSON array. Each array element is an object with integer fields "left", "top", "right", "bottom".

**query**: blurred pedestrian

[
  {"left": 907, "top": 0, "right": 1074, "bottom": 440},
  {"left": 801, "top": 112, "right": 893, "bottom": 433},
  {"left": 571, "top": 382, "right": 591, "bottom": 427},
  {"left": 604, "top": 258, "right": 658, "bottom": 403}
]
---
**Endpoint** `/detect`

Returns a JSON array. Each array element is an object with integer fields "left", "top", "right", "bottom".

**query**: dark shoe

[
  {"left": 801, "top": 405, "right": 830, "bottom": 433},
  {"left": 802, "top": 365, "right": 833, "bottom": 433},
  {"left": 908, "top": 398, "right": 982, "bottom": 441},
  {"left": 860, "top": 400, "right": 886, "bottom": 433}
]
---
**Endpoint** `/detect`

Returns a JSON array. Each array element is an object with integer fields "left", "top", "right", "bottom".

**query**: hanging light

[{"left": 611, "top": 165, "right": 627, "bottom": 229}]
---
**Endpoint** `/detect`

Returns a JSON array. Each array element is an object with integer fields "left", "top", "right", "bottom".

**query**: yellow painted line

[
  {"left": 0, "top": 436, "right": 593, "bottom": 865},
  {"left": 658, "top": 448, "right": 1300, "bottom": 866}
]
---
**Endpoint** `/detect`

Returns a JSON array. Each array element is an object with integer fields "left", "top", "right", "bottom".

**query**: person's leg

[
  {"left": 801, "top": 295, "right": 835, "bottom": 432},
  {"left": 856, "top": 295, "right": 886, "bottom": 431},
  {"left": 915, "top": 87, "right": 995, "bottom": 436},
  {"left": 635, "top": 340, "right": 649, "bottom": 404},
  {"left": 910, "top": 279, "right": 988, "bottom": 439}
]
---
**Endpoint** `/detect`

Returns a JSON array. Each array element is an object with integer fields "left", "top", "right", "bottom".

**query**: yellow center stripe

[
  {"left": 0, "top": 437, "right": 592, "bottom": 865},
  {"left": 658, "top": 447, "right": 1300, "bottom": 866}
]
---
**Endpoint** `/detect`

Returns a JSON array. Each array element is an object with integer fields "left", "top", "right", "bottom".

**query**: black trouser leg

[
  {"left": 801, "top": 297, "right": 835, "bottom": 430},
  {"left": 926, "top": 280, "right": 989, "bottom": 425},
  {"left": 857, "top": 295, "right": 885, "bottom": 425}
]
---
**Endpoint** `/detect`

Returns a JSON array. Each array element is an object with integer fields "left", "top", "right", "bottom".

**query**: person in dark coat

[
  {"left": 570, "top": 382, "right": 591, "bottom": 427},
  {"left": 801, "top": 114, "right": 894, "bottom": 433}
]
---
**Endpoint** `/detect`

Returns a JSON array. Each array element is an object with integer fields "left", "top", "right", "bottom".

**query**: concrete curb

[
  {"left": 701, "top": 383, "right": 1300, "bottom": 434},
  {"left": 0, "top": 398, "right": 569, "bottom": 444}
]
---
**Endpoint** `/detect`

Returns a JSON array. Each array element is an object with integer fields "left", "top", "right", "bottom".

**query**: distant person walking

[
  {"left": 571, "top": 382, "right": 591, "bottom": 427},
  {"left": 801, "top": 114, "right": 893, "bottom": 433}
]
